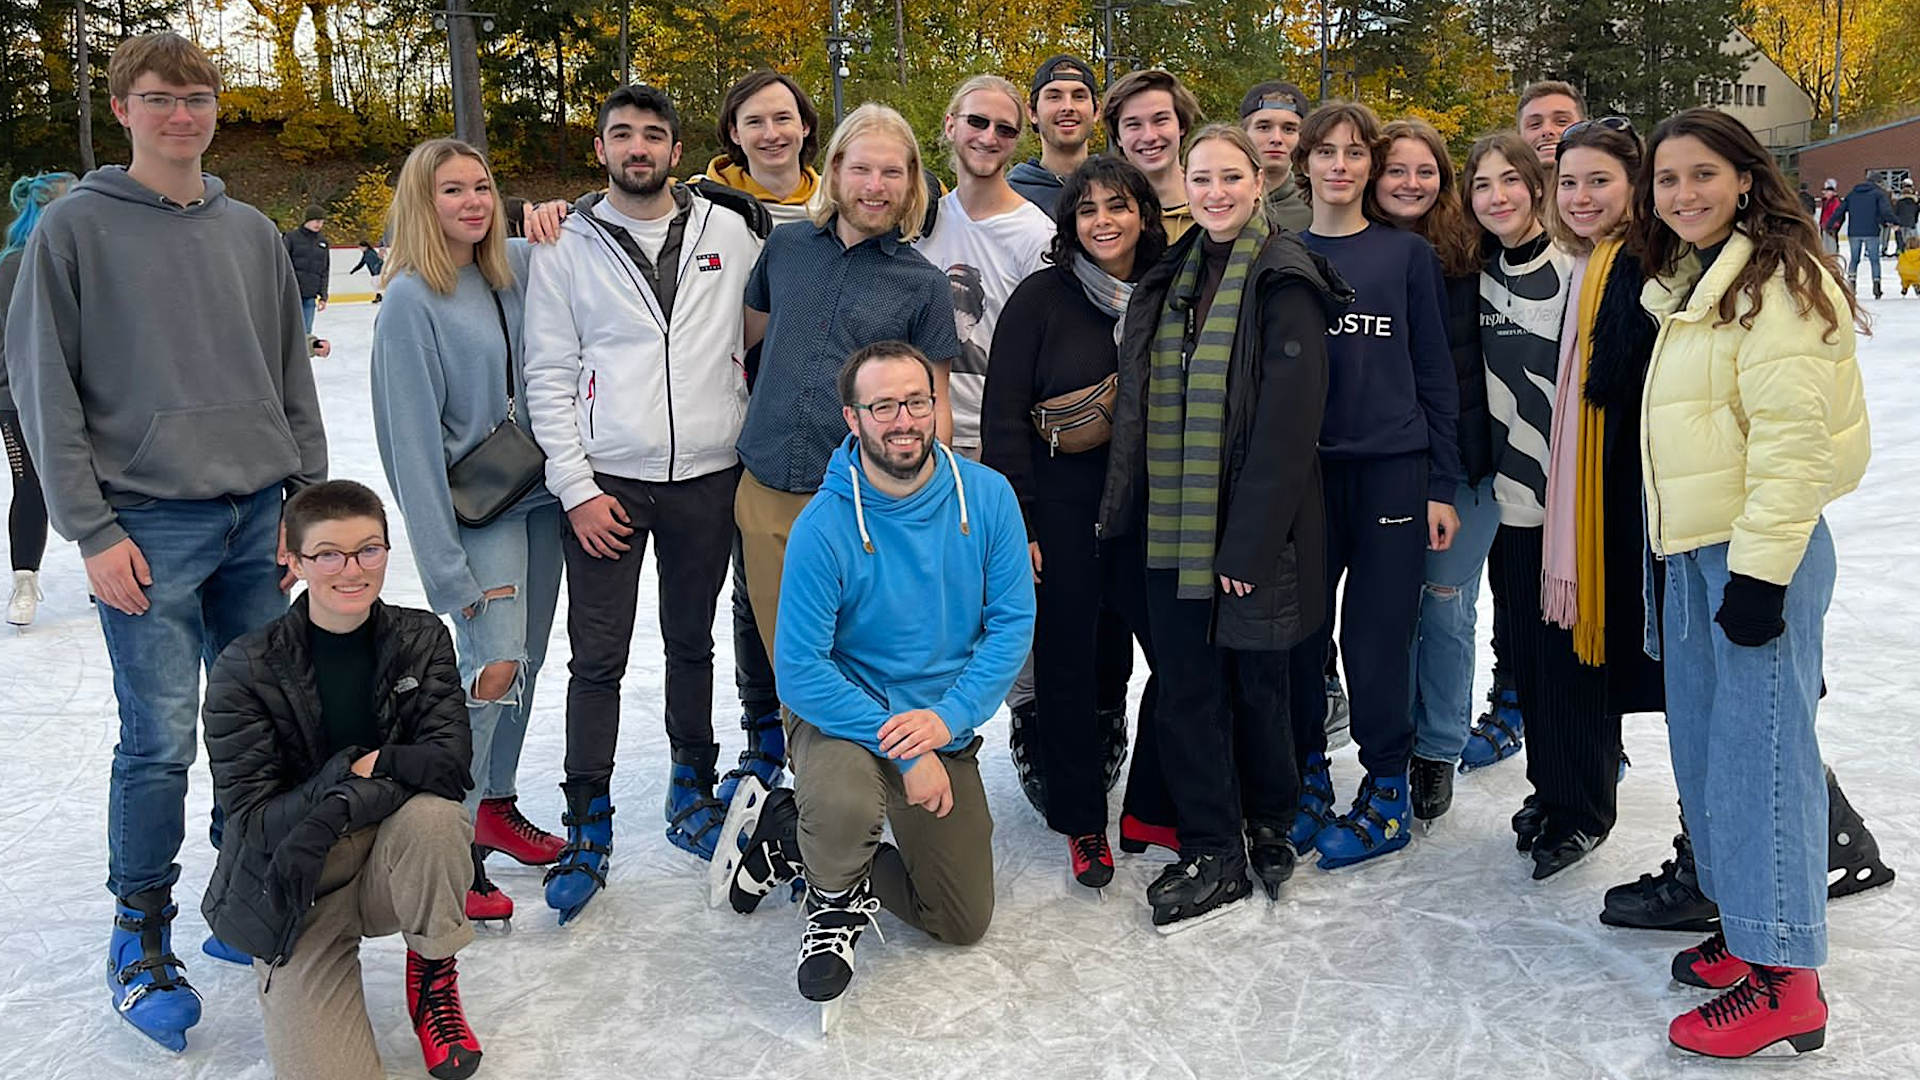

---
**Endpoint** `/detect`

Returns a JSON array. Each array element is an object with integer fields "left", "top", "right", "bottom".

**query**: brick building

[{"left": 1791, "top": 115, "right": 1920, "bottom": 191}]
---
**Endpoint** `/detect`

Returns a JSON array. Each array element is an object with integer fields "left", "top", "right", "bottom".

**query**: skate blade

[
  {"left": 1153, "top": 893, "right": 1253, "bottom": 936},
  {"left": 709, "top": 777, "right": 772, "bottom": 908}
]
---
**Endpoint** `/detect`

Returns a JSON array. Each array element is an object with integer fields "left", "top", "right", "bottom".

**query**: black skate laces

[
  {"left": 410, "top": 955, "right": 473, "bottom": 1048},
  {"left": 799, "top": 889, "right": 885, "bottom": 964},
  {"left": 1698, "top": 966, "right": 1789, "bottom": 1027},
  {"left": 1071, "top": 834, "right": 1111, "bottom": 869}
]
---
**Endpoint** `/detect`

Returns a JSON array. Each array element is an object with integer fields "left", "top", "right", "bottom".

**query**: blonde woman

[{"left": 371, "top": 138, "right": 567, "bottom": 929}]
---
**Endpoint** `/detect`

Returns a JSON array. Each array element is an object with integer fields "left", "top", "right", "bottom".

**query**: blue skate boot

[
  {"left": 544, "top": 780, "right": 615, "bottom": 925},
  {"left": 665, "top": 743, "right": 727, "bottom": 860},
  {"left": 1288, "top": 753, "right": 1336, "bottom": 852},
  {"left": 716, "top": 709, "right": 786, "bottom": 808},
  {"left": 109, "top": 888, "right": 202, "bottom": 1053},
  {"left": 1458, "top": 686, "right": 1524, "bottom": 772},
  {"left": 1314, "top": 773, "right": 1413, "bottom": 870}
]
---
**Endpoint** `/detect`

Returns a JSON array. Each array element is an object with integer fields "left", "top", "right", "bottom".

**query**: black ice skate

[
  {"left": 797, "top": 878, "right": 884, "bottom": 1033},
  {"left": 1147, "top": 852, "right": 1252, "bottom": 933}
]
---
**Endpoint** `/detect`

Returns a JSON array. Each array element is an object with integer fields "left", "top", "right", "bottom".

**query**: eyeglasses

[
  {"left": 128, "top": 91, "right": 220, "bottom": 116},
  {"left": 852, "top": 394, "right": 937, "bottom": 423},
  {"left": 1557, "top": 115, "right": 1635, "bottom": 151},
  {"left": 297, "top": 543, "right": 390, "bottom": 575},
  {"left": 958, "top": 113, "right": 1021, "bottom": 141}
]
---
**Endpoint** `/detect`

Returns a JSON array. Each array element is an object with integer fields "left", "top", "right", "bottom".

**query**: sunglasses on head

[
  {"left": 1557, "top": 115, "right": 1635, "bottom": 151},
  {"left": 959, "top": 112, "right": 1021, "bottom": 141}
]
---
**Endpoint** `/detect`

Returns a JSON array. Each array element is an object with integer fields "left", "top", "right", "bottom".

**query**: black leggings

[{"left": 2, "top": 410, "right": 46, "bottom": 572}]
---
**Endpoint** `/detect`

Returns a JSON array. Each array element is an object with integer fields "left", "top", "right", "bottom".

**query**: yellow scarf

[{"left": 1572, "top": 237, "right": 1621, "bottom": 664}]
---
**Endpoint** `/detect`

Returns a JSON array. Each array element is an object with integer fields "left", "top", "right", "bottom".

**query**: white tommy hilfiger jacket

[{"left": 524, "top": 186, "right": 761, "bottom": 510}]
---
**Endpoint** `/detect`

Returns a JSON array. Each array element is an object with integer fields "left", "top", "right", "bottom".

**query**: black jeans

[
  {"left": 1489, "top": 525, "right": 1621, "bottom": 838},
  {"left": 1290, "top": 454, "right": 1427, "bottom": 778},
  {"left": 1144, "top": 570, "right": 1296, "bottom": 858},
  {"left": 1030, "top": 499, "right": 1155, "bottom": 837},
  {"left": 730, "top": 532, "right": 779, "bottom": 718},
  {"left": 2, "top": 410, "right": 47, "bottom": 572},
  {"left": 562, "top": 467, "right": 738, "bottom": 783}
]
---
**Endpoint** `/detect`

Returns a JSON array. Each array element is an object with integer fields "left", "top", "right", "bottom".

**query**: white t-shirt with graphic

[{"left": 914, "top": 192, "right": 1054, "bottom": 449}]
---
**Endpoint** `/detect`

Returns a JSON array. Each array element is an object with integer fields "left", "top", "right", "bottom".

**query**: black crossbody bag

[{"left": 446, "top": 291, "right": 546, "bottom": 528}]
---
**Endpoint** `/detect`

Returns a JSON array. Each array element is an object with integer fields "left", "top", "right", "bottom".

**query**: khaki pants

[
  {"left": 734, "top": 468, "right": 816, "bottom": 664},
  {"left": 788, "top": 718, "right": 995, "bottom": 945},
  {"left": 253, "top": 794, "right": 474, "bottom": 1080}
]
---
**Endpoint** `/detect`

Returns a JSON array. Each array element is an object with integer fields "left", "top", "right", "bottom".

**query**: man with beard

[
  {"left": 734, "top": 104, "right": 959, "bottom": 672},
  {"left": 522, "top": 85, "right": 767, "bottom": 909},
  {"left": 1102, "top": 68, "right": 1201, "bottom": 239},
  {"left": 1008, "top": 55, "right": 1098, "bottom": 214},
  {"left": 730, "top": 341, "right": 1031, "bottom": 1021},
  {"left": 914, "top": 75, "right": 1053, "bottom": 457}
]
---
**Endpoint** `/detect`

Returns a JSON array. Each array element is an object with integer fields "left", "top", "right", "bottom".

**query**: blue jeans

[
  {"left": 449, "top": 497, "right": 563, "bottom": 811},
  {"left": 300, "top": 296, "right": 317, "bottom": 333},
  {"left": 1663, "top": 519, "right": 1834, "bottom": 968},
  {"left": 101, "top": 487, "right": 287, "bottom": 898},
  {"left": 1848, "top": 235, "right": 1881, "bottom": 284},
  {"left": 1410, "top": 476, "right": 1502, "bottom": 761}
]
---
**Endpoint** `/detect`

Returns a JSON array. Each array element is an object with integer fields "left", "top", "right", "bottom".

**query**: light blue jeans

[
  {"left": 1410, "top": 476, "right": 1502, "bottom": 762},
  {"left": 1663, "top": 518, "right": 1834, "bottom": 968},
  {"left": 449, "top": 496, "right": 564, "bottom": 811}
]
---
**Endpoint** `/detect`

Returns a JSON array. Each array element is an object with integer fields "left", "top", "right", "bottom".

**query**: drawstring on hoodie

[{"left": 848, "top": 442, "right": 971, "bottom": 555}]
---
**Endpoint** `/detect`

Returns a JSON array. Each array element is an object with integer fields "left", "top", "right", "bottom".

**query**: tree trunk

[
  {"left": 76, "top": 0, "right": 95, "bottom": 172},
  {"left": 308, "top": 1, "right": 336, "bottom": 105}
]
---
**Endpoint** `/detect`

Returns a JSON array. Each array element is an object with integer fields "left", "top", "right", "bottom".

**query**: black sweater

[{"left": 981, "top": 263, "right": 1122, "bottom": 522}]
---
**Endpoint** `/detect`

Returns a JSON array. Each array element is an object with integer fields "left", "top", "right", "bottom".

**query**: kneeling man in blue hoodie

[{"left": 763, "top": 340, "right": 1034, "bottom": 1015}]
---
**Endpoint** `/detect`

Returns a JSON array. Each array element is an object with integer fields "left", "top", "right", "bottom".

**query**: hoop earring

[{"left": 1737, "top": 192, "right": 1750, "bottom": 210}]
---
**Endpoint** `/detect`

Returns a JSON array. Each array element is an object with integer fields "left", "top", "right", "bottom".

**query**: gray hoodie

[{"left": 4, "top": 167, "right": 326, "bottom": 556}]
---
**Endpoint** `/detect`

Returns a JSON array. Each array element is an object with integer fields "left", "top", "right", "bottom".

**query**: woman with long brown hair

[
  {"left": 1632, "top": 107, "right": 1868, "bottom": 1059},
  {"left": 1366, "top": 119, "right": 1495, "bottom": 826}
]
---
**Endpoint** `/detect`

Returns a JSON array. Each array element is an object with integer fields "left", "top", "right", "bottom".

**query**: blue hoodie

[{"left": 774, "top": 435, "right": 1035, "bottom": 768}]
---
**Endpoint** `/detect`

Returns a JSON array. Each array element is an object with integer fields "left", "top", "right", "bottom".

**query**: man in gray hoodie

[{"left": 2, "top": 31, "right": 326, "bottom": 1053}]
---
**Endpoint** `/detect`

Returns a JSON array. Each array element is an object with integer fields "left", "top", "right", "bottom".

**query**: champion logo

[
  {"left": 1378, "top": 515, "right": 1414, "bottom": 526},
  {"left": 695, "top": 252, "right": 723, "bottom": 271}
]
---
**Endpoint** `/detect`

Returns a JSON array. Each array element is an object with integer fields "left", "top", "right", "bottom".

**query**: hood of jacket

[
  {"left": 816, "top": 433, "right": 972, "bottom": 554},
  {"left": 702, "top": 154, "right": 820, "bottom": 207}
]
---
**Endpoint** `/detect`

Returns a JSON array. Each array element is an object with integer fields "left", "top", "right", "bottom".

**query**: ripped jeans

[
  {"left": 450, "top": 497, "right": 564, "bottom": 812},
  {"left": 1410, "top": 476, "right": 1503, "bottom": 762}
]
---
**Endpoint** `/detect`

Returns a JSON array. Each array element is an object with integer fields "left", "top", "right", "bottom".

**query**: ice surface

[{"left": 2, "top": 294, "right": 1916, "bottom": 1079}]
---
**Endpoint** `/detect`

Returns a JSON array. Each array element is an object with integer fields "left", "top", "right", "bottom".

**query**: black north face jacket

[{"left": 200, "top": 595, "right": 470, "bottom": 964}]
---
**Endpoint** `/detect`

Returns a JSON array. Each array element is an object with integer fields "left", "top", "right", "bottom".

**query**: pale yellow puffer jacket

[{"left": 1640, "top": 230, "right": 1869, "bottom": 585}]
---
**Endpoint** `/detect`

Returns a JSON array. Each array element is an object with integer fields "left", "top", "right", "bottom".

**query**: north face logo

[{"left": 696, "top": 253, "right": 723, "bottom": 272}]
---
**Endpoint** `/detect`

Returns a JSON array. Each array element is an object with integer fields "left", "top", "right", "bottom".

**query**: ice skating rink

[{"left": 3, "top": 296, "right": 1916, "bottom": 1080}]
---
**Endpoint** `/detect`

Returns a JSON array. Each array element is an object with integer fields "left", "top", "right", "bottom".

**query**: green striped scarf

[{"left": 1145, "top": 215, "right": 1267, "bottom": 599}]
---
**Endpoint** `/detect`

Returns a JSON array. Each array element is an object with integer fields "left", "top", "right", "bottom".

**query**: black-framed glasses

[
  {"left": 129, "top": 91, "right": 219, "bottom": 115},
  {"left": 852, "top": 394, "right": 937, "bottom": 423},
  {"left": 1558, "top": 115, "right": 1635, "bottom": 151},
  {"left": 958, "top": 113, "right": 1020, "bottom": 141},
  {"left": 297, "top": 543, "right": 390, "bottom": 575}
]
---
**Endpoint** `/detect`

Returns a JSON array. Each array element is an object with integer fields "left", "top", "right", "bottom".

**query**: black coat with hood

[
  {"left": 1096, "top": 225, "right": 1352, "bottom": 652},
  {"left": 200, "top": 595, "right": 472, "bottom": 964}
]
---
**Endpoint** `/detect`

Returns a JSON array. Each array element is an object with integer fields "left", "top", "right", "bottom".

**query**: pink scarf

[{"left": 1541, "top": 252, "right": 1588, "bottom": 629}]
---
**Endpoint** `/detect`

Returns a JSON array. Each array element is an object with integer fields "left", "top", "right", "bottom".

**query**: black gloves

[
  {"left": 268, "top": 794, "right": 350, "bottom": 915},
  {"left": 375, "top": 743, "right": 473, "bottom": 803},
  {"left": 1715, "top": 573, "right": 1787, "bottom": 647}
]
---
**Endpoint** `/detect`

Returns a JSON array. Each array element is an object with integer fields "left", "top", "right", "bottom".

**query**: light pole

[
  {"left": 1093, "top": 0, "right": 1192, "bottom": 88},
  {"left": 431, "top": 4, "right": 497, "bottom": 153}
]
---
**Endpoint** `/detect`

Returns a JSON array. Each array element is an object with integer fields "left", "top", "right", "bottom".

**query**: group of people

[{"left": 0, "top": 26, "right": 1900, "bottom": 1079}]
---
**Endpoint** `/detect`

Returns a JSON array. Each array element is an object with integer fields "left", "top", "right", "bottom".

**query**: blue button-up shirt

[{"left": 739, "top": 218, "right": 960, "bottom": 493}]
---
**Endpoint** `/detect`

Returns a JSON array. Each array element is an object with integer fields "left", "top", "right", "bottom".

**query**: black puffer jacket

[
  {"left": 201, "top": 596, "right": 471, "bottom": 964},
  {"left": 1098, "top": 225, "right": 1353, "bottom": 651},
  {"left": 283, "top": 225, "right": 330, "bottom": 301},
  {"left": 1444, "top": 273, "right": 1494, "bottom": 485}
]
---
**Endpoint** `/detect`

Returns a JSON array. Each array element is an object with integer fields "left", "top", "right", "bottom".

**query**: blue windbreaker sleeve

[
  {"left": 773, "top": 509, "right": 895, "bottom": 757},
  {"left": 928, "top": 473, "right": 1036, "bottom": 741}
]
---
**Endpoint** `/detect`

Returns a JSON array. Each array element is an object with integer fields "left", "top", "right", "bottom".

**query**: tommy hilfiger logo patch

[{"left": 696, "top": 253, "right": 723, "bottom": 271}]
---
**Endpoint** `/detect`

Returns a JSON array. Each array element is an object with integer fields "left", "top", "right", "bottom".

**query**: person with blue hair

[{"left": 1, "top": 169, "right": 76, "bottom": 627}]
